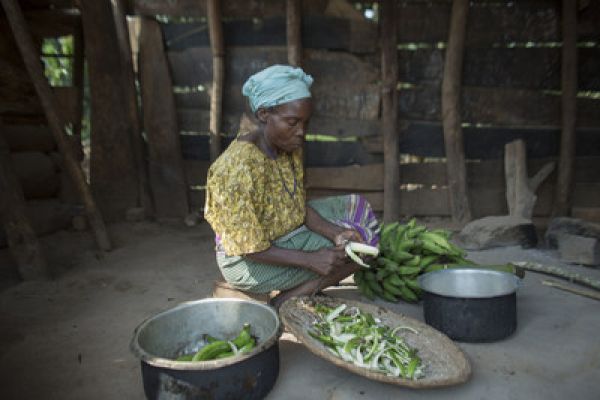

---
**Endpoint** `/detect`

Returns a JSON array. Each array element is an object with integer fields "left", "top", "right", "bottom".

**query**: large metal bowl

[
  {"left": 418, "top": 269, "right": 521, "bottom": 342},
  {"left": 130, "top": 298, "right": 282, "bottom": 399}
]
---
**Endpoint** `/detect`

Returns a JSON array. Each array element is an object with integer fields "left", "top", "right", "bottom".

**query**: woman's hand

[
  {"left": 333, "top": 229, "right": 363, "bottom": 247},
  {"left": 306, "top": 247, "right": 348, "bottom": 276}
]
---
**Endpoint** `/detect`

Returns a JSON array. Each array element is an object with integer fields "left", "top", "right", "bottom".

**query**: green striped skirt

[{"left": 215, "top": 194, "right": 379, "bottom": 293}]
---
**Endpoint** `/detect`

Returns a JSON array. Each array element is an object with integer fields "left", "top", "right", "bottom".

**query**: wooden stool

[{"left": 212, "top": 280, "right": 275, "bottom": 304}]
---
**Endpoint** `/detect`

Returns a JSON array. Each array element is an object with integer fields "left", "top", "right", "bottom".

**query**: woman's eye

[{"left": 288, "top": 120, "right": 299, "bottom": 127}]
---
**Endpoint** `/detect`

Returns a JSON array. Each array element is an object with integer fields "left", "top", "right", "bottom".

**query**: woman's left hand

[{"left": 333, "top": 229, "right": 363, "bottom": 247}]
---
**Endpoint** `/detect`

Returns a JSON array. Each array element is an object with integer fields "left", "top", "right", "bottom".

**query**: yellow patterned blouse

[{"left": 204, "top": 139, "right": 306, "bottom": 256}]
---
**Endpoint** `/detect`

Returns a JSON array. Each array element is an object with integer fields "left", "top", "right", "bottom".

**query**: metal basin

[
  {"left": 418, "top": 269, "right": 521, "bottom": 342},
  {"left": 130, "top": 298, "right": 282, "bottom": 400}
]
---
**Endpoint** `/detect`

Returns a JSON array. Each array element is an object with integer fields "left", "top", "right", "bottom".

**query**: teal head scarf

[{"left": 242, "top": 65, "right": 313, "bottom": 113}]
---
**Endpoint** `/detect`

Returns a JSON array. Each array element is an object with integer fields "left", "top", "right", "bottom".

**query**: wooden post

[
  {"left": 207, "top": 0, "right": 224, "bottom": 162},
  {"left": 553, "top": 0, "right": 578, "bottom": 217},
  {"left": 111, "top": 0, "right": 154, "bottom": 215},
  {"left": 380, "top": 0, "right": 400, "bottom": 223},
  {"left": 287, "top": 0, "right": 302, "bottom": 67},
  {"left": 441, "top": 0, "right": 472, "bottom": 225},
  {"left": 139, "top": 18, "right": 190, "bottom": 218},
  {"left": 1, "top": 0, "right": 111, "bottom": 251},
  {"left": 0, "top": 121, "right": 49, "bottom": 280}
]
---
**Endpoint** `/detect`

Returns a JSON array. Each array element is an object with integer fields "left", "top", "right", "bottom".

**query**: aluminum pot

[
  {"left": 418, "top": 269, "right": 521, "bottom": 342},
  {"left": 130, "top": 298, "right": 282, "bottom": 400}
]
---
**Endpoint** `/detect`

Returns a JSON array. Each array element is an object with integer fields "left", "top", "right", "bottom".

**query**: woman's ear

[{"left": 256, "top": 108, "right": 269, "bottom": 124}]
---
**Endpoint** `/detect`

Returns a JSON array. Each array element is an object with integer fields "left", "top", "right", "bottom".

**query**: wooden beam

[
  {"left": 207, "top": 0, "right": 224, "bottom": 162},
  {"left": 553, "top": 0, "right": 578, "bottom": 217},
  {"left": 1, "top": 0, "right": 111, "bottom": 251},
  {"left": 139, "top": 18, "right": 190, "bottom": 218},
  {"left": 80, "top": 0, "right": 140, "bottom": 222},
  {"left": 0, "top": 120, "right": 48, "bottom": 279},
  {"left": 380, "top": 0, "right": 399, "bottom": 223},
  {"left": 111, "top": 0, "right": 153, "bottom": 215},
  {"left": 441, "top": 0, "right": 471, "bottom": 225},
  {"left": 286, "top": 0, "right": 302, "bottom": 67}
]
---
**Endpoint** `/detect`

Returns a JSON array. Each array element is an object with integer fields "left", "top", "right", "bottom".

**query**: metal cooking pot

[
  {"left": 418, "top": 269, "right": 521, "bottom": 342},
  {"left": 130, "top": 298, "right": 282, "bottom": 400}
]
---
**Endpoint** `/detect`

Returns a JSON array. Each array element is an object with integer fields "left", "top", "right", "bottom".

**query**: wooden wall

[
  {"left": 131, "top": 0, "right": 600, "bottom": 219},
  {"left": 0, "top": 3, "right": 81, "bottom": 248}
]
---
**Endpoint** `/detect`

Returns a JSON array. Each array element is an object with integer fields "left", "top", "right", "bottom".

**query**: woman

[{"left": 204, "top": 65, "right": 379, "bottom": 308}]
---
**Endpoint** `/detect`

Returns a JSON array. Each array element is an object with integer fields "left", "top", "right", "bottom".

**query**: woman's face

[{"left": 259, "top": 98, "right": 312, "bottom": 154}]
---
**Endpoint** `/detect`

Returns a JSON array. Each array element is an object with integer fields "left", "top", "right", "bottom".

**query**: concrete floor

[{"left": 0, "top": 221, "right": 599, "bottom": 400}]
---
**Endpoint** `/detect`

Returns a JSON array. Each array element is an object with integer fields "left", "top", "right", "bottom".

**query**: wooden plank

[
  {"left": 307, "top": 182, "right": 600, "bottom": 218},
  {"left": 183, "top": 160, "right": 211, "bottom": 186},
  {"left": 130, "top": 0, "right": 326, "bottom": 18},
  {"left": 2, "top": 124, "right": 55, "bottom": 151},
  {"left": 304, "top": 157, "right": 600, "bottom": 192},
  {"left": 4, "top": 0, "right": 111, "bottom": 251},
  {"left": 396, "top": 1, "right": 600, "bottom": 45},
  {"left": 11, "top": 151, "right": 60, "bottom": 199},
  {"left": 397, "top": 47, "right": 600, "bottom": 91},
  {"left": 0, "top": 122, "right": 48, "bottom": 279},
  {"left": 179, "top": 134, "right": 379, "bottom": 166},
  {"left": 398, "top": 85, "right": 600, "bottom": 127},
  {"left": 206, "top": 0, "right": 223, "bottom": 162},
  {"left": 139, "top": 17, "right": 190, "bottom": 218},
  {"left": 173, "top": 82, "right": 380, "bottom": 121},
  {"left": 167, "top": 47, "right": 379, "bottom": 87},
  {"left": 161, "top": 16, "right": 377, "bottom": 53},
  {"left": 364, "top": 122, "right": 600, "bottom": 159},
  {"left": 0, "top": 198, "right": 74, "bottom": 249},
  {"left": 177, "top": 109, "right": 380, "bottom": 139},
  {"left": 53, "top": 86, "right": 77, "bottom": 124},
  {"left": 306, "top": 164, "right": 383, "bottom": 191},
  {"left": 80, "top": 0, "right": 139, "bottom": 223}
]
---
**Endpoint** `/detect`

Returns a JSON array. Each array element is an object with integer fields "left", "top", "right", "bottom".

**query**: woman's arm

[
  {"left": 245, "top": 245, "right": 347, "bottom": 276},
  {"left": 305, "top": 206, "right": 363, "bottom": 245}
]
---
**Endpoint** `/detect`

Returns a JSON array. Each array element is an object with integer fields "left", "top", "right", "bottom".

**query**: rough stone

[
  {"left": 545, "top": 217, "right": 600, "bottom": 248},
  {"left": 456, "top": 215, "right": 537, "bottom": 250},
  {"left": 557, "top": 233, "right": 600, "bottom": 266}
]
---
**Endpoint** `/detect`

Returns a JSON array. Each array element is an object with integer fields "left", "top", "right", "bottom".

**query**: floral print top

[{"left": 204, "top": 139, "right": 306, "bottom": 256}]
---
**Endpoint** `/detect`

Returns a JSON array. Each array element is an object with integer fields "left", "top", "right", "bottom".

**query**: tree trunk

[
  {"left": 553, "top": 0, "right": 578, "bottom": 217},
  {"left": 380, "top": 0, "right": 400, "bottom": 223},
  {"left": 208, "top": 0, "right": 224, "bottom": 162},
  {"left": 441, "top": 0, "right": 472, "bottom": 225},
  {"left": 286, "top": 0, "right": 302, "bottom": 67}
]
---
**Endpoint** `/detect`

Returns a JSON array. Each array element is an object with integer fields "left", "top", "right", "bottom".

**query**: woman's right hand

[{"left": 306, "top": 247, "right": 348, "bottom": 276}]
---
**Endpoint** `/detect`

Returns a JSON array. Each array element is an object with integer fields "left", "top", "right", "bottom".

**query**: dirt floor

[{"left": 0, "top": 220, "right": 599, "bottom": 400}]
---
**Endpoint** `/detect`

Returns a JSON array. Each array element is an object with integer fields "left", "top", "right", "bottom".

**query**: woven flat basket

[{"left": 280, "top": 295, "right": 471, "bottom": 389}]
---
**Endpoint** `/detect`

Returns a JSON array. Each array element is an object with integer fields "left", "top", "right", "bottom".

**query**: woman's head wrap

[{"left": 242, "top": 65, "right": 313, "bottom": 113}]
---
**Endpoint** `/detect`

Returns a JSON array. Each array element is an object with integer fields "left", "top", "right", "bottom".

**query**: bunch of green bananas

[
  {"left": 354, "top": 219, "right": 519, "bottom": 303},
  {"left": 174, "top": 323, "right": 256, "bottom": 362}
]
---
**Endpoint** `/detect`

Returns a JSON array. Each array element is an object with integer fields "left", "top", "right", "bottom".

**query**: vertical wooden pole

[
  {"left": 0, "top": 121, "right": 49, "bottom": 280},
  {"left": 207, "top": 0, "right": 224, "bottom": 162},
  {"left": 1, "top": 0, "right": 111, "bottom": 251},
  {"left": 553, "top": 0, "right": 578, "bottom": 217},
  {"left": 111, "top": 0, "right": 154, "bottom": 215},
  {"left": 381, "top": 0, "right": 400, "bottom": 223},
  {"left": 441, "top": 0, "right": 472, "bottom": 225},
  {"left": 287, "top": 0, "right": 302, "bottom": 67}
]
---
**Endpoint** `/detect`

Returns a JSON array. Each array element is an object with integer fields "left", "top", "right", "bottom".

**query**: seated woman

[{"left": 204, "top": 65, "right": 379, "bottom": 308}]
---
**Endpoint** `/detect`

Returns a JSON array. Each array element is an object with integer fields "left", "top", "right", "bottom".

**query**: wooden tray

[{"left": 279, "top": 295, "right": 471, "bottom": 389}]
